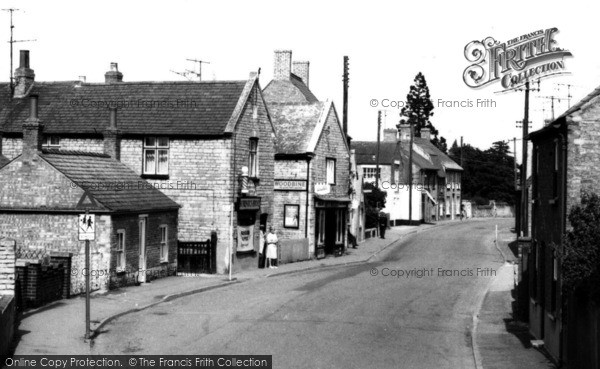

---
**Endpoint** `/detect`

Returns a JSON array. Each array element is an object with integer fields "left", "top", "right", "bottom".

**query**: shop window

[
  {"left": 143, "top": 137, "right": 169, "bottom": 175},
  {"left": 249, "top": 138, "right": 259, "bottom": 178},
  {"left": 327, "top": 158, "right": 336, "bottom": 185},
  {"left": 116, "top": 230, "right": 126, "bottom": 271},
  {"left": 160, "top": 225, "right": 168, "bottom": 262}
]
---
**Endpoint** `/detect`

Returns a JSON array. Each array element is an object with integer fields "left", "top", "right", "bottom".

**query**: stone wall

[{"left": 0, "top": 238, "right": 16, "bottom": 356}]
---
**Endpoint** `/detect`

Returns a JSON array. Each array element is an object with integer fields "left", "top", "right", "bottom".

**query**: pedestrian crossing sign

[{"left": 78, "top": 214, "right": 96, "bottom": 241}]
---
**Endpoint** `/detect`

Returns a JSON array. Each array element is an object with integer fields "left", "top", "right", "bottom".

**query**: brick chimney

[
  {"left": 292, "top": 61, "right": 309, "bottom": 87},
  {"left": 420, "top": 127, "right": 431, "bottom": 141},
  {"left": 398, "top": 122, "right": 411, "bottom": 142},
  {"left": 103, "top": 108, "right": 121, "bottom": 160},
  {"left": 22, "top": 94, "right": 44, "bottom": 162},
  {"left": 273, "top": 50, "right": 292, "bottom": 80},
  {"left": 383, "top": 128, "right": 398, "bottom": 142},
  {"left": 104, "top": 62, "right": 123, "bottom": 84},
  {"left": 14, "top": 50, "right": 35, "bottom": 98}
]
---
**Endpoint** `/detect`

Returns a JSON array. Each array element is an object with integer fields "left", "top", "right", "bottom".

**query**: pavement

[{"left": 474, "top": 225, "right": 557, "bottom": 369}]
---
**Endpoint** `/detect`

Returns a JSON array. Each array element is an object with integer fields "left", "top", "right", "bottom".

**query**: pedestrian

[
  {"left": 258, "top": 224, "right": 266, "bottom": 269},
  {"left": 266, "top": 226, "right": 278, "bottom": 269},
  {"left": 378, "top": 212, "right": 387, "bottom": 239},
  {"left": 460, "top": 203, "right": 466, "bottom": 221}
]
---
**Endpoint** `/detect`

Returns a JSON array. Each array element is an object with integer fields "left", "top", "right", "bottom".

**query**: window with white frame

[
  {"left": 116, "top": 230, "right": 126, "bottom": 271},
  {"left": 42, "top": 135, "right": 60, "bottom": 148},
  {"left": 326, "top": 158, "right": 336, "bottom": 185},
  {"left": 249, "top": 138, "right": 259, "bottom": 178},
  {"left": 143, "top": 137, "right": 169, "bottom": 175},
  {"left": 159, "top": 225, "right": 168, "bottom": 262},
  {"left": 362, "top": 167, "right": 380, "bottom": 182}
]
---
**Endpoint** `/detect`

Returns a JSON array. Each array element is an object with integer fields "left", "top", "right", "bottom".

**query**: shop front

[
  {"left": 314, "top": 195, "right": 350, "bottom": 258},
  {"left": 235, "top": 196, "right": 267, "bottom": 270}
]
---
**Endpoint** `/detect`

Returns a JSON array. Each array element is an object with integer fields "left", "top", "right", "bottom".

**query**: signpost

[{"left": 78, "top": 210, "right": 95, "bottom": 340}]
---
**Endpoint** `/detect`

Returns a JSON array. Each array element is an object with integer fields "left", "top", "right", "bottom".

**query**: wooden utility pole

[
  {"left": 408, "top": 121, "right": 414, "bottom": 224},
  {"left": 375, "top": 111, "right": 381, "bottom": 189},
  {"left": 513, "top": 137, "right": 518, "bottom": 190},
  {"left": 343, "top": 56, "right": 349, "bottom": 143},
  {"left": 460, "top": 136, "right": 463, "bottom": 166},
  {"left": 521, "top": 81, "right": 530, "bottom": 237}
]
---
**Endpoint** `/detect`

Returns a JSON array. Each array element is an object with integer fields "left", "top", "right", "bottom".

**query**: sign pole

[{"left": 84, "top": 209, "right": 91, "bottom": 340}]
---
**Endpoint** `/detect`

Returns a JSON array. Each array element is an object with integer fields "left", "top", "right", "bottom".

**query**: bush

[
  {"left": 364, "top": 182, "right": 387, "bottom": 229},
  {"left": 561, "top": 191, "right": 600, "bottom": 304}
]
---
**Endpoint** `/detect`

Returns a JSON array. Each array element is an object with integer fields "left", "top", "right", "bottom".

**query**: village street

[{"left": 90, "top": 219, "right": 523, "bottom": 368}]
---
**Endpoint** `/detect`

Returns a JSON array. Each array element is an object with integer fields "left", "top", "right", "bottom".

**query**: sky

[{"left": 2, "top": 0, "right": 600, "bottom": 163}]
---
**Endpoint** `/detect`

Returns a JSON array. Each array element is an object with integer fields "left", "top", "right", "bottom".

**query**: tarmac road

[{"left": 92, "top": 219, "right": 511, "bottom": 369}]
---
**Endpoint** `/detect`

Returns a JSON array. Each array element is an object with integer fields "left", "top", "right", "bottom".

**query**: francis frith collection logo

[{"left": 463, "top": 27, "right": 572, "bottom": 90}]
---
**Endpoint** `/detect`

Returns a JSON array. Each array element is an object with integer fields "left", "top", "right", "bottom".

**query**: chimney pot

[
  {"left": 398, "top": 122, "right": 411, "bottom": 141},
  {"left": 14, "top": 50, "right": 35, "bottom": 98},
  {"left": 19, "top": 50, "right": 30, "bottom": 69},
  {"left": 105, "top": 62, "right": 123, "bottom": 84},
  {"left": 79, "top": 76, "right": 86, "bottom": 83},
  {"left": 420, "top": 127, "right": 431, "bottom": 140}
]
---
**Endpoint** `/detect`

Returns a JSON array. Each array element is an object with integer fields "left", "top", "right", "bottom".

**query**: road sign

[{"left": 78, "top": 213, "right": 95, "bottom": 241}]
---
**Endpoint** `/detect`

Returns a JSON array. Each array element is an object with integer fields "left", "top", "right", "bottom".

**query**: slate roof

[
  {"left": 270, "top": 102, "right": 324, "bottom": 154},
  {"left": 41, "top": 149, "right": 180, "bottom": 213},
  {"left": 353, "top": 141, "right": 403, "bottom": 164},
  {"left": 0, "top": 155, "right": 9, "bottom": 168},
  {"left": 0, "top": 80, "right": 248, "bottom": 136},
  {"left": 413, "top": 138, "right": 463, "bottom": 171},
  {"left": 262, "top": 74, "right": 319, "bottom": 104}
]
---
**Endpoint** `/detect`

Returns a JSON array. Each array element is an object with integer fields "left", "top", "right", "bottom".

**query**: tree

[
  {"left": 449, "top": 140, "right": 515, "bottom": 205},
  {"left": 561, "top": 191, "right": 600, "bottom": 304},
  {"left": 397, "top": 72, "right": 447, "bottom": 152},
  {"left": 363, "top": 182, "right": 387, "bottom": 229}
]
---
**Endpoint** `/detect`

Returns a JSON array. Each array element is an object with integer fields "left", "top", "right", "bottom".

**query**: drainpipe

[{"left": 305, "top": 157, "right": 311, "bottom": 238}]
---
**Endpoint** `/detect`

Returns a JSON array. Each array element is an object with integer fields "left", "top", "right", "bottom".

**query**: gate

[{"left": 177, "top": 237, "right": 216, "bottom": 275}]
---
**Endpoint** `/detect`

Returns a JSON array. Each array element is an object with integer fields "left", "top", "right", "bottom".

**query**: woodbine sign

[{"left": 463, "top": 27, "right": 572, "bottom": 90}]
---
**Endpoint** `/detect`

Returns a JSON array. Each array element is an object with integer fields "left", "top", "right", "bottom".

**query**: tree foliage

[
  {"left": 397, "top": 72, "right": 447, "bottom": 153},
  {"left": 449, "top": 140, "right": 515, "bottom": 205},
  {"left": 561, "top": 192, "right": 600, "bottom": 304},
  {"left": 364, "top": 182, "right": 387, "bottom": 229}
]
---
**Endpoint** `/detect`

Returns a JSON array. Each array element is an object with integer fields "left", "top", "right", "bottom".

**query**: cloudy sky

[{"left": 2, "top": 0, "right": 599, "bottom": 162}]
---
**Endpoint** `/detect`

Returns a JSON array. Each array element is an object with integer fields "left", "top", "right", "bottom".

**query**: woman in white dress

[{"left": 266, "top": 226, "right": 278, "bottom": 269}]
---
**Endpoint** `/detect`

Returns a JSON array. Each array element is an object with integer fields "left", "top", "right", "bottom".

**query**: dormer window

[
  {"left": 143, "top": 137, "right": 169, "bottom": 176},
  {"left": 42, "top": 136, "right": 60, "bottom": 148}
]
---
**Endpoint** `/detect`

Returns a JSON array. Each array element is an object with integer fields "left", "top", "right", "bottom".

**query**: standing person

[
  {"left": 258, "top": 224, "right": 266, "bottom": 268},
  {"left": 266, "top": 226, "right": 278, "bottom": 269},
  {"left": 378, "top": 211, "right": 387, "bottom": 239}
]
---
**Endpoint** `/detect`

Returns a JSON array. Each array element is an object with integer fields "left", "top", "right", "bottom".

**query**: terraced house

[
  {"left": 263, "top": 50, "right": 351, "bottom": 259},
  {"left": 0, "top": 50, "right": 276, "bottom": 275}
]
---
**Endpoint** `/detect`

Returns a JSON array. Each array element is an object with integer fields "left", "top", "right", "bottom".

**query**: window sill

[
  {"left": 160, "top": 260, "right": 169, "bottom": 264},
  {"left": 141, "top": 174, "right": 170, "bottom": 180}
]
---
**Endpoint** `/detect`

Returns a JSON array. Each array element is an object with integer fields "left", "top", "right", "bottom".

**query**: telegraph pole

[
  {"left": 513, "top": 137, "right": 518, "bottom": 190},
  {"left": 460, "top": 136, "right": 463, "bottom": 167},
  {"left": 408, "top": 120, "right": 414, "bottom": 224},
  {"left": 343, "top": 56, "right": 349, "bottom": 145},
  {"left": 375, "top": 111, "right": 381, "bottom": 189},
  {"left": 521, "top": 81, "right": 530, "bottom": 237}
]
